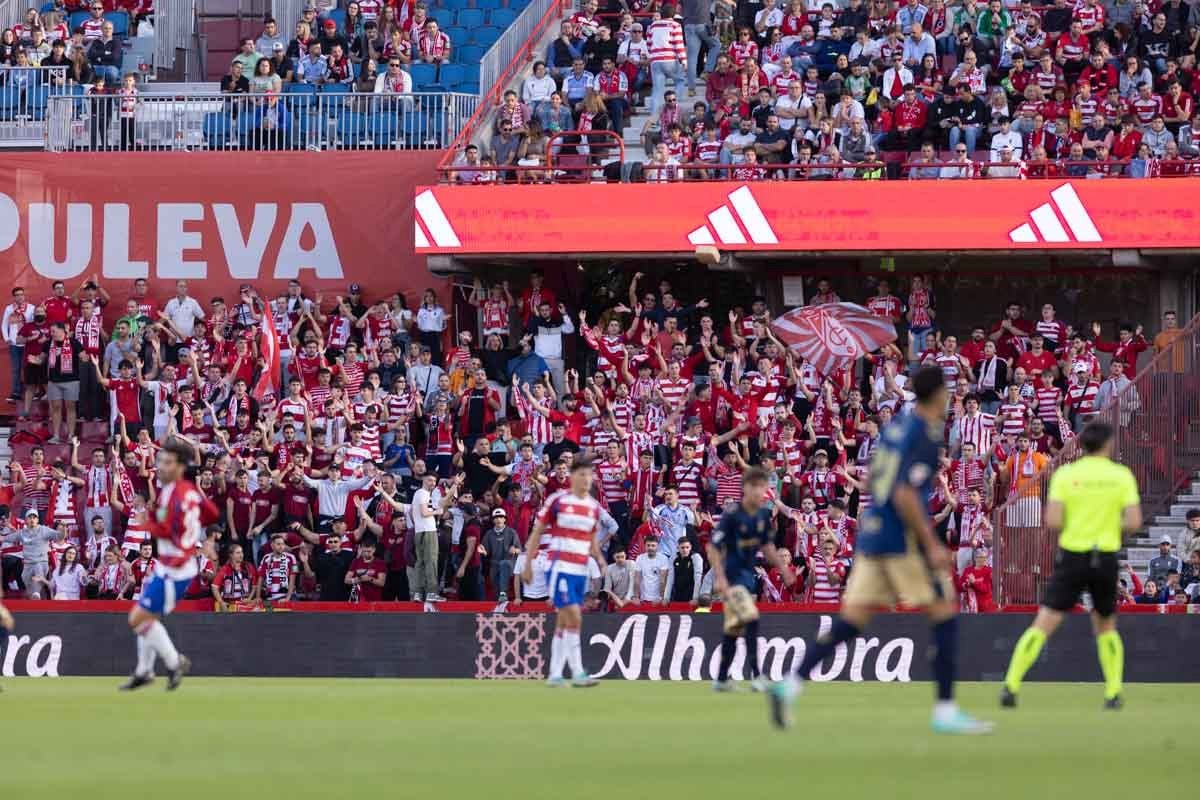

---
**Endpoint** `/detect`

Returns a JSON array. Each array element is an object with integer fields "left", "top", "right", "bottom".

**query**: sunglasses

[{"left": 956, "top": 148, "right": 967, "bottom": 152}]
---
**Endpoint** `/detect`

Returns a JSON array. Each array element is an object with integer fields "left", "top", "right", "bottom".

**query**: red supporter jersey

[{"left": 258, "top": 551, "right": 298, "bottom": 598}]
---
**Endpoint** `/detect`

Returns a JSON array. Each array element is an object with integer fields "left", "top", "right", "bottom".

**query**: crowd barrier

[{"left": 3, "top": 609, "right": 1197, "bottom": 680}]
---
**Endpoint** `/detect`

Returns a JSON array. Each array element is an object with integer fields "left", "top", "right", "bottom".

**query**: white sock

[
  {"left": 144, "top": 621, "right": 180, "bottom": 671},
  {"left": 933, "top": 701, "right": 958, "bottom": 720},
  {"left": 549, "top": 631, "right": 566, "bottom": 679},
  {"left": 564, "top": 630, "right": 584, "bottom": 678},
  {"left": 135, "top": 630, "right": 156, "bottom": 677}
]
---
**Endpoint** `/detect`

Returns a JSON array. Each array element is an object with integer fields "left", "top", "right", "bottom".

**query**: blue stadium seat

[
  {"left": 475, "top": 0, "right": 502, "bottom": 9},
  {"left": 460, "top": 63, "right": 480, "bottom": 83},
  {"left": 409, "top": 62, "right": 437, "bottom": 88},
  {"left": 336, "top": 110, "right": 365, "bottom": 146},
  {"left": 40, "top": 1, "right": 57, "bottom": 11},
  {"left": 472, "top": 26, "right": 501, "bottom": 46},
  {"left": 325, "top": 8, "right": 346, "bottom": 29},
  {"left": 489, "top": 8, "right": 517, "bottom": 27},
  {"left": 284, "top": 82, "right": 317, "bottom": 95},
  {"left": 507, "top": 0, "right": 531, "bottom": 10},
  {"left": 68, "top": 10, "right": 89, "bottom": 31},
  {"left": 438, "top": 63, "right": 466, "bottom": 87},
  {"left": 440, "top": 0, "right": 469, "bottom": 9},
  {"left": 370, "top": 112, "right": 397, "bottom": 145},
  {"left": 105, "top": 10, "right": 129, "bottom": 37},
  {"left": 321, "top": 82, "right": 350, "bottom": 94},
  {"left": 27, "top": 85, "right": 49, "bottom": 120},
  {"left": 457, "top": 81, "right": 479, "bottom": 94},
  {"left": 456, "top": 8, "right": 484, "bottom": 27},
  {"left": 444, "top": 25, "right": 468, "bottom": 44},
  {"left": 457, "top": 44, "right": 485, "bottom": 63},
  {"left": 203, "top": 112, "right": 232, "bottom": 147}
]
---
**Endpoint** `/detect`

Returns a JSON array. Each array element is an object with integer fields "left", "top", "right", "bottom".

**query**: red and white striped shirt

[
  {"left": 596, "top": 459, "right": 627, "bottom": 505},
  {"left": 1065, "top": 380, "right": 1099, "bottom": 415},
  {"left": 808, "top": 557, "right": 846, "bottom": 602},
  {"left": 997, "top": 401, "right": 1029, "bottom": 436},
  {"left": 801, "top": 468, "right": 841, "bottom": 506},
  {"left": 908, "top": 288, "right": 932, "bottom": 327},
  {"left": 418, "top": 30, "right": 451, "bottom": 59},
  {"left": 358, "top": 0, "right": 382, "bottom": 19},
  {"left": 727, "top": 39, "right": 758, "bottom": 67},
  {"left": 629, "top": 466, "right": 660, "bottom": 512},
  {"left": 537, "top": 490, "right": 600, "bottom": 575},
  {"left": 658, "top": 377, "right": 690, "bottom": 410},
  {"left": 481, "top": 298, "right": 508, "bottom": 336},
  {"left": 647, "top": 18, "right": 686, "bottom": 65},
  {"left": 670, "top": 459, "right": 703, "bottom": 506},
  {"left": 1034, "top": 385, "right": 1062, "bottom": 423},
  {"left": 516, "top": 391, "right": 552, "bottom": 443},
  {"left": 1131, "top": 95, "right": 1163, "bottom": 124},
  {"left": 956, "top": 412, "right": 995, "bottom": 455},
  {"left": 710, "top": 461, "right": 743, "bottom": 506},
  {"left": 948, "top": 457, "right": 985, "bottom": 495}
]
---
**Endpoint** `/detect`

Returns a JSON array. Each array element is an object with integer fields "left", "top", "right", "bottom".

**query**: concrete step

[{"left": 1170, "top": 504, "right": 1200, "bottom": 518}]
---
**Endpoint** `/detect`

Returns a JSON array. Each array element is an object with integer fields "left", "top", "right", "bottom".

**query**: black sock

[
  {"left": 745, "top": 620, "right": 760, "bottom": 679},
  {"left": 931, "top": 617, "right": 958, "bottom": 702},
  {"left": 718, "top": 635, "right": 737, "bottom": 682},
  {"left": 796, "top": 618, "right": 859, "bottom": 678}
]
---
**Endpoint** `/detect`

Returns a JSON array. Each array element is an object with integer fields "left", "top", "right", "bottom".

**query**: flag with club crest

[{"left": 770, "top": 303, "right": 897, "bottom": 375}]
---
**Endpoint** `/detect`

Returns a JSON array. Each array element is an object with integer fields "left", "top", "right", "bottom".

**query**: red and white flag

[
  {"left": 253, "top": 312, "right": 280, "bottom": 401},
  {"left": 771, "top": 302, "right": 897, "bottom": 376}
]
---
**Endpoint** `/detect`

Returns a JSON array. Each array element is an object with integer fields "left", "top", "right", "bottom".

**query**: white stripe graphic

[
  {"left": 728, "top": 186, "right": 778, "bottom": 244},
  {"left": 1009, "top": 223, "right": 1037, "bottom": 243},
  {"left": 1029, "top": 202, "right": 1069, "bottom": 242},
  {"left": 414, "top": 189, "right": 462, "bottom": 247},
  {"left": 687, "top": 225, "right": 716, "bottom": 245},
  {"left": 414, "top": 219, "right": 431, "bottom": 249},
  {"left": 1050, "top": 184, "right": 1102, "bottom": 242},
  {"left": 707, "top": 206, "right": 746, "bottom": 244}
]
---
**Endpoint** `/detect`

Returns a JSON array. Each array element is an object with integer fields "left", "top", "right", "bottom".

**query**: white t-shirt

[
  {"left": 774, "top": 93, "right": 813, "bottom": 131},
  {"left": 634, "top": 552, "right": 670, "bottom": 601},
  {"left": 514, "top": 551, "right": 550, "bottom": 598},
  {"left": 163, "top": 296, "right": 205, "bottom": 338},
  {"left": 411, "top": 487, "right": 438, "bottom": 533}
]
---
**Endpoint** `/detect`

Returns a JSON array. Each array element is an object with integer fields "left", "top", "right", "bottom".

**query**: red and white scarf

[{"left": 48, "top": 340, "right": 73, "bottom": 374}]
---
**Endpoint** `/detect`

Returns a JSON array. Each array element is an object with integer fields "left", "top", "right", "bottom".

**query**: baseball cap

[
  {"left": 323, "top": 18, "right": 337, "bottom": 27},
  {"left": 25, "top": 509, "right": 39, "bottom": 520},
  {"left": 814, "top": 448, "right": 829, "bottom": 457},
  {"left": 1161, "top": 534, "right": 1174, "bottom": 544},
  {"left": 272, "top": 41, "right": 284, "bottom": 51},
  {"left": 349, "top": 282, "right": 362, "bottom": 293},
  {"left": 492, "top": 508, "right": 507, "bottom": 518}
]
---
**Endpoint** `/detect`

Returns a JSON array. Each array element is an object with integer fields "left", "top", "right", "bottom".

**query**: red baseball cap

[{"left": 323, "top": 19, "right": 336, "bottom": 27}]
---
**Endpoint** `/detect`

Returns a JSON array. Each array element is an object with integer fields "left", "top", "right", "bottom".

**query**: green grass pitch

[{"left": 2, "top": 679, "right": 1187, "bottom": 798}]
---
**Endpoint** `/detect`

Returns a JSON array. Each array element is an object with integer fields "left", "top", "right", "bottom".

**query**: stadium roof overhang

[{"left": 415, "top": 179, "right": 1200, "bottom": 268}]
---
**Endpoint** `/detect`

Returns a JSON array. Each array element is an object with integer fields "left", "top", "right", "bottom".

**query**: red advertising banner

[
  {"left": 1, "top": 152, "right": 442, "bottom": 302},
  {"left": 413, "top": 179, "right": 1200, "bottom": 255}
]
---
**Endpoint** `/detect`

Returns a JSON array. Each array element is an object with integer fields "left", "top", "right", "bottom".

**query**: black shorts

[{"left": 1042, "top": 549, "right": 1119, "bottom": 617}]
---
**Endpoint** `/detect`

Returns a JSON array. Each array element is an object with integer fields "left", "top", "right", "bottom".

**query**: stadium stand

[{"left": 0, "top": 269, "right": 1196, "bottom": 610}]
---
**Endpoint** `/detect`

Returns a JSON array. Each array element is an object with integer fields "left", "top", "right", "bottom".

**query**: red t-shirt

[
  {"left": 1015, "top": 350, "right": 1057, "bottom": 377},
  {"left": 227, "top": 486, "right": 254, "bottom": 533},
  {"left": 348, "top": 556, "right": 385, "bottom": 602},
  {"left": 109, "top": 377, "right": 142, "bottom": 422}
]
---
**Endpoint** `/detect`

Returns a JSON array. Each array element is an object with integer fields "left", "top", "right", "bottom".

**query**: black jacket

[
  {"left": 313, "top": 549, "right": 355, "bottom": 601},
  {"left": 87, "top": 36, "right": 121, "bottom": 67}
]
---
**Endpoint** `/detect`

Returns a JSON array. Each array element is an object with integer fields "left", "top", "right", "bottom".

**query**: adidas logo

[
  {"left": 1008, "top": 183, "right": 1103, "bottom": 244},
  {"left": 414, "top": 189, "right": 462, "bottom": 249},
  {"left": 687, "top": 186, "right": 779, "bottom": 246}
]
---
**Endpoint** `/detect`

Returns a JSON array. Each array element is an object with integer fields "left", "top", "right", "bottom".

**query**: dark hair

[
  {"left": 743, "top": 466, "right": 770, "bottom": 485},
  {"left": 570, "top": 454, "right": 594, "bottom": 472},
  {"left": 160, "top": 438, "right": 194, "bottom": 466},
  {"left": 911, "top": 365, "right": 945, "bottom": 403},
  {"left": 1079, "top": 421, "right": 1114, "bottom": 454}
]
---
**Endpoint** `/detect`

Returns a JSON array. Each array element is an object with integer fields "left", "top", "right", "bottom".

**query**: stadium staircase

[{"left": 1123, "top": 470, "right": 1200, "bottom": 574}]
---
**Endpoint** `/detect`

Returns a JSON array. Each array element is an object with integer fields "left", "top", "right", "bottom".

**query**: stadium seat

[
  {"left": 105, "top": 10, "right": 129, "bottom": 37},
  {"left": 40, "top": 1, "right": 56, "bottom": 11},
  {"left": 489, "top": 8, "right": 517, "bottom": 28},
  {"left": 284, "top": 82, "right": 317, "bottom": 96},
  {"left": 472, "top": 26, "right": 501, "bottom": 47},
  {"left": 507, "top": 0, "right": 531, "bottom": 11},
  {"left": 325, "top": 8, "right": 346, "bottom": 29},
  {"left": 68, "top": 10, "right": 89, "bottom": 31},
  {"left": 460, "top": 63, "right": 480, "bottom": 83},
  {"left": 335, "top": 110, "right": 365, "bottom": 146},
  {"left": 438, "top": 63, "right": 466, "bottom": 88},
  {"left": 457, "top": 44, "right": 485, "bottom": 63},
  {"left": 439, "top": 0, "right": 469, "bottom": 9},
  {"left": 444, "top": 26, "right": 468, "bottom": 45},
  {"left": 203, "top": 111, "right": 232, "bottom": 147},
  {"left": 409, "top": 63, "right": 437, "bottom": 88},
  {"left": 475, "top": 0, "right": 502, "bottom": 10},
  {"left": 457, "top": 81, "right": 479, "bottom": 94},
  {"left": 456, "top": 8, "right": 484, "bottom": 28},
  {"left": 370, "top": 112, "right": 398, "bottom": 146},
  {"left": 321, "top": 82, "right": 350, "bottom": 94},
  {"left": 27, "top": 86, "right": 49, "bottom": 120}
]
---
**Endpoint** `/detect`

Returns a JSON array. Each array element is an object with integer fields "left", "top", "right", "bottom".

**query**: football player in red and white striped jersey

[{"left": 523, "top": 456, "right": 606, "bottom": 687}]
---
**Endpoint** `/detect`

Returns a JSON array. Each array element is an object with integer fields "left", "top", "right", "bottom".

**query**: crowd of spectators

[
  {"left": 460, "top": 0, "right": 1200, "bottom": 180},
  {"left": 0, "top": 272, "right": 1194, "bottom": 613}
]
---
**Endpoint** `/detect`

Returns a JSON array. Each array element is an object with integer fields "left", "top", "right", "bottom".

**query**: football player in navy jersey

[
  {"left": 769, "top": 366, "right": 994, "bottom": 735},
  {"left": 707, "top": 466, "right": 794, "bottom": 692}
]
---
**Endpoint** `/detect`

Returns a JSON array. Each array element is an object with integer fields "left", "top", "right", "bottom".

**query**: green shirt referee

[{"left": 1000, "top": 421, "right": 1142, "bottom": 710}]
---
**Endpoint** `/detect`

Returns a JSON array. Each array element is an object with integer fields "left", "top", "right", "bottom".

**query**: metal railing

[
  {"left": 155, "top": 0, "right": 197, "bottom": 72},
  {"left": 438, "top": 153, "right": 885, "bottom": 182},
  {"left": 0, "top": 66, "right": 69, "bottom": 147},
  {"left": 45, "top": 90, "right": 477, "bottom": 151},
  {"left": 901, "top": 157, "right": 1200, "bottom": 179},
  {"left": 993, "top": 314, "right": 1200, "bottom": 607},
  {"left": 437, "top": 0, "right": 565, "bottom": 171},
  {"left": 479, "top": 0, "right": 559, "bottom": 101}
]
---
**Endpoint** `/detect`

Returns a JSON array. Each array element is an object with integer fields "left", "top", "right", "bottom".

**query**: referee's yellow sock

[
  {"left": 1096, "top": 630, "right": 1124, "bottom": 700},
  {"left": 1003, "top": 627, "right": 1047, "bottom": 694}
]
